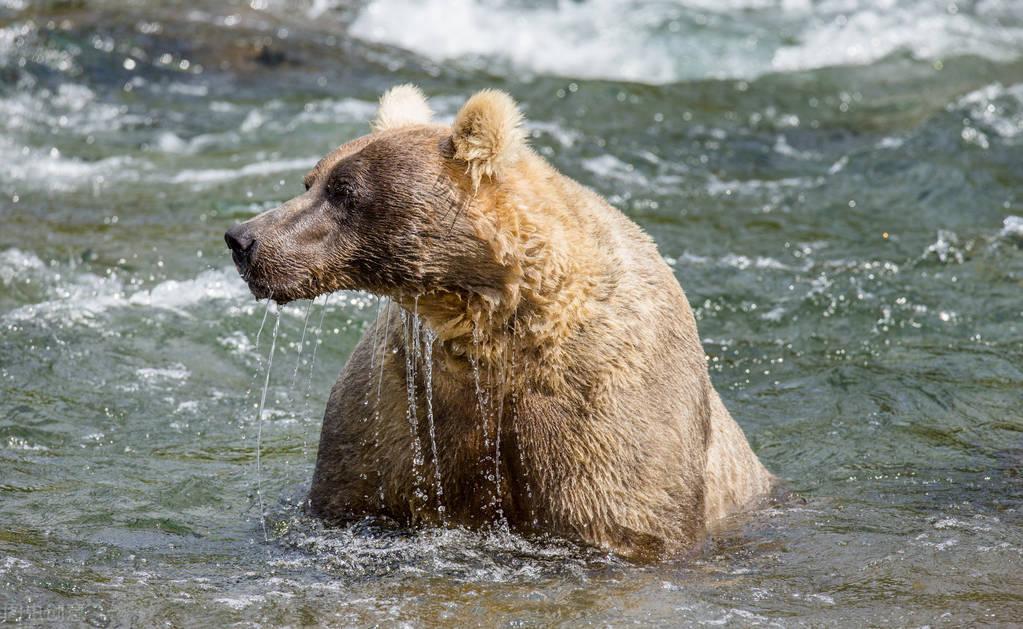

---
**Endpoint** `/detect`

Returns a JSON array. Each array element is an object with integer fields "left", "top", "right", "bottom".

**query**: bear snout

[{"left": 224, "top": 224, "right": 256, "bottom": 264}]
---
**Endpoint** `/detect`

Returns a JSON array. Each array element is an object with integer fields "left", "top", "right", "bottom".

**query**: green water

[{"left": 1, "top": 0, "right": 1022, "bottom": 626}]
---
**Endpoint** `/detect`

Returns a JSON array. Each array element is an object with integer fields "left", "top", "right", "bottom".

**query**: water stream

[{"left": 255, "top": 305, "right": 282, "bottom": 542}]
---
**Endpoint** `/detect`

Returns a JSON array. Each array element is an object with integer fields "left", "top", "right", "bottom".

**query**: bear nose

[{"left": 224, "top": 225, "right": 256, "bottom": 257}]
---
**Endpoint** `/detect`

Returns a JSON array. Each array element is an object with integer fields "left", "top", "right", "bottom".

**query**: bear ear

[
  {"left": 372, "top": 84, "right": 434, "bottom": 132},
  {"left": 451, "top": 89, "right": 526, "bottom": 190}
]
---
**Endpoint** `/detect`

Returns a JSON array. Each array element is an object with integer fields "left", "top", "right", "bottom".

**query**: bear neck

[{"left": 396, "top": 152, "right": 613, "bottom": 392}]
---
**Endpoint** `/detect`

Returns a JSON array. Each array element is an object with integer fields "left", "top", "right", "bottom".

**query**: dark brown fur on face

[
  {"left": 226, "top": 127, "right": 503, "bottom": 304},
  {"left": 225, "top": 86, "right": 773, "bottom": 561}
]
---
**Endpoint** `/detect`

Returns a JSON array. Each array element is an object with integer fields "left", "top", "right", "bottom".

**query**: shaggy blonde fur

[
  {"left": 372, "top": 84, "right": 434, "bottom": 132},
  {"left": 227, "top": 85, "right": 774, "bottom": 560},
  {"left": 451, "top": 89, "right": 527, "bottom": 191}
]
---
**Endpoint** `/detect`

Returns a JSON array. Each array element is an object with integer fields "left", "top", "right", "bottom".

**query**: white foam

[
  {"left": 152, "top": 130, "right": 241, "bottom": 155},
  {"left": 290, "top": 98, "right": 378, "bottom": 127},
  {"left": 721, "top": 254, "right": 793, "bottom": 271},
  {"left": 0, "top": 83, "right": 125, "bottom": 135},
  {"left": 0, "top": 138, "right": 144, "bottom": 190},
  {"left": 3, "top": 271, "right": 118, "bottom": 326},
  {"left": 351, "top": 0, "right": 1023, "bottom": 83},
  {"left": 164, "top": 82, "right": 209, "bottom": 97},
  {"left": 775, "top": 135, "right": 820, "bottom": 160},
  {"left": 0, "top": 248, "right": 45, "bottom": 285},
  {"left": 876, "top": 136, "right": 904, "bottom": 150},
  {"left": 175, "top": 400, "right": 200, "bottom": 415},
  {"left": 761, "top": 305, "right": 787, "bottom": 322},
  {"left": 214, "top": 594, "right": 265, "bottom": 610},
  {"left": 169, "top": 156, "right": 318, "bottom": 185},
  {"left": 126, "top": 268, "right": 248, "bottom": 310},
  {"left": 527, "top": 121, "right": 583, "bottom": 148},
  {"left": 581, "top": 154, "right": 646, "bottom": 186},
  {"left": 923, "top": 229, "right": 964, "bottom": 264},
  {"left": 4, "top": 267, "right": 249, "bottom": 326},
  {"left": 137, "top": 365, "right": 191, "bottom": 382},
  {"left": 239, "top": 109, "right": 266, "bottom": 133},
  {"left": 1000, "top": 216, "right": 1023, "bottom": 241},
  {"left": 219, "top": 330, "right": 256, "bottom": 356},
  {"left": 772, "top": 3, "right": 1023, "bottom": 73},
  {"left": 4, "top": 437, "right": 47, "bottom": 451},
  {"left": 933, "top": 516, "right": 996, "bottom": 532},
  {"left": 706, "top": 174, "right": 818, "bottom": 197},
  {"left": 151, "top": 98, "right": 375, "bottom": 157},
  {"left": 306, "top": 0, "right": 345, "bottom": 18},
  {"left": 0, "top": 556, "right": 32, "bottom": 576},
  {"left": 954, "top": 83, "right": 1023, "bottom": 139},
  {"left": 351, "top": 0, "right": 686, "bottom": 83},
  {"left": 11, "top": 24, "right": 80, "bottom": 73}
]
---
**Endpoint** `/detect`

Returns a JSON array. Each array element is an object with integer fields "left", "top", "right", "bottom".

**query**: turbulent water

[{"left": 1, "top": 0, "right": 1022, "bottom": 625}]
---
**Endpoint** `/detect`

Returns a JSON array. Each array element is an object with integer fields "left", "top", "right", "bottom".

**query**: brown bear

[{"left": 224, "top": 85, "right": 773, "bottom": 560}]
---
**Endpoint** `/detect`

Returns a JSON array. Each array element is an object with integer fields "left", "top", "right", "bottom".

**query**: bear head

[{"left": 225, "top": 85, "right": 530, "bottom": 321}]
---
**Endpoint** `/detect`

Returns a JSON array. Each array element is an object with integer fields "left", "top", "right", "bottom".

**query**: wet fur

[{"left": 228, "top": 86, "right": 773, "bottom": 560}]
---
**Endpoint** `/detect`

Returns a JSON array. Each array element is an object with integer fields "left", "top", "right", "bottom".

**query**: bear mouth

[
  {"left": 227, "top": 238, "right": 350, "bottom": 305},
  {"left": 230, "top": 257, "right": 278, "bottom": 303},
  {"left": 235, "top": 265, "right": 327, "bottom": 305},
  {"left": 235, "top": 271, "right": 275, "bottom": 302},
  {"left": 245, "top": 280, "right": 276, "bottom": 302}
]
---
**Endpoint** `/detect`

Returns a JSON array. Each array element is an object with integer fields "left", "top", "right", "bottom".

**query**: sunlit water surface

[{"left": 1, "top": 0, "right": 1022, "bottom": 625}]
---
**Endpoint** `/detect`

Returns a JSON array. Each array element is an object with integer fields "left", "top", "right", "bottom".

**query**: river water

[{"left": 1, "top": 0, "right": 1022, "bottom": 626}]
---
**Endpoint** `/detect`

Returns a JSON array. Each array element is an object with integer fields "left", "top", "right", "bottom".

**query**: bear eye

[{"left": 327, "top": 179, "right": 354, "bottom": 205}]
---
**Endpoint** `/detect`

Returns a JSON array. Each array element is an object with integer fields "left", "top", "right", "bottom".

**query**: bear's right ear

[
  {"left": 451, "top": 89, "right": 526, "bottom": 191},
  {"left": 372, "top": 84, "right": 434, "bottom": 132}
]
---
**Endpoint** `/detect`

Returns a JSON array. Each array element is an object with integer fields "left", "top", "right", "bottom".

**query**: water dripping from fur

[
  {"left": 301, "top": 293, "right": 332, "bottom": 458},
  {"left": 304, "top": 294, "right": 331, "bottom": 391},
  {"left": 368, "top": 296, "right": 383, "bottom": 375},
  {"left": 254, "top": 298, "right": 272, "bottom": 353},
  {"left": 488, "top": 311, "right": 505, "bottom": 526},
  {"left": 469, "top": 321, "right": 504, "bottom": 521},
  {"left": 239, "top": 299, "right": 274, "bottom": 418},
  {"left": 361, "top": 297, "right": 385, "bottom": 430},
  {"left": 255, "top": 303, "right": 282, "bottom": 542},
  {"left": 469, "top": 324, "right": 492, "bottom": 451},
  {"left": 399, "top": 300, "right": 428, "bottom": 516},
  {"left": 376, "top": 300, "right": 392, "bottom": 405},
  {"left": 369, "top": 299, "right": 393, "bottom": 504},
  {"left": 508, "top": 316, "right": 536, "bottom": 526},
  {"left": 291, "top": 298, "right": 316, "bottom": 387},
  {"left": 421, "top": 323, "right": 445, "bottom": 520}
]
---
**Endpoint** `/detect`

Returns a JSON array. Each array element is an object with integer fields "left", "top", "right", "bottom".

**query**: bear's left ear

[
  {"left": 451, "top": 89, "right": 526, "bottom": 190},
  {"left": 372, "top": 84, "right": 434, "bottom": 132}
]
